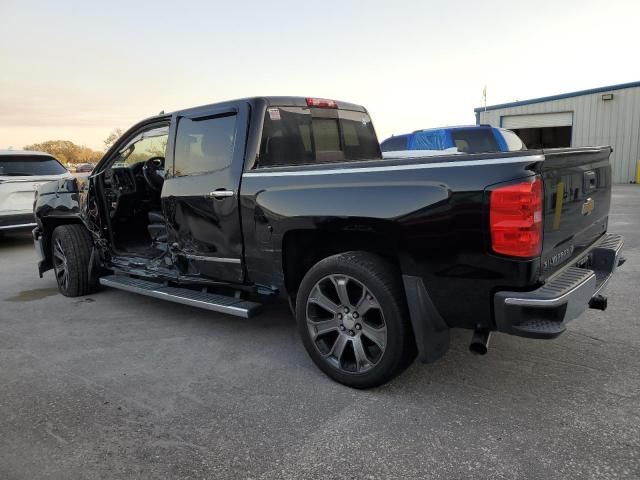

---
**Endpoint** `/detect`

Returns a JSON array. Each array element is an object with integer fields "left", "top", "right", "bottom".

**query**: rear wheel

[
  {"left": 296, "top": 252, "right": 416, "bottom": 388},
  {"left": 51, "top": 224, "right": 99, "bottom": 297}
]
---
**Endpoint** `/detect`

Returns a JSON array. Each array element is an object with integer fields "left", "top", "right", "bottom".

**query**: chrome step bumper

[{"left": 494, "top": 233, "right": 624, "bottom": 339}]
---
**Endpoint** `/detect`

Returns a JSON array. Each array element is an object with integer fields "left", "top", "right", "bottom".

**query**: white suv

[{"left": 0, "top": 150, "right": 72, "bottom": 232}]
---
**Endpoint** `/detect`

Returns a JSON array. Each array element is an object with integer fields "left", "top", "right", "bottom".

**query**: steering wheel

[{"left": 142, "top": 156, "right": 165, "bottom": 192}]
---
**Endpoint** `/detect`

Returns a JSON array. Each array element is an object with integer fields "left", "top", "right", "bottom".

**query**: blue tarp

[{"left": 410, "top": 130, "right": 451, "bottom": 150}]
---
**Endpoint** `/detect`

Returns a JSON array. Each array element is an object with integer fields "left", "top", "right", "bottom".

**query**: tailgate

[
  {"left": 0, "top": 178, "right": 50, "bottom": 213},
  {"left": 540, "top": 147, "right": 612, "bottom": 280}
]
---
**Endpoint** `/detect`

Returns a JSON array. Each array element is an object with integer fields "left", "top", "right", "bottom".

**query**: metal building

[{"left": 475, "top": 81, "right": 640, "bottom": 183}]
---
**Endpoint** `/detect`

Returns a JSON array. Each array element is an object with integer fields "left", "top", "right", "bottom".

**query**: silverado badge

[
  {"left": 582, "top": 198, "right": 595, "bottom": 216},
  {"left": 542, "top": 245, "right": 575, "bottom": 271}
]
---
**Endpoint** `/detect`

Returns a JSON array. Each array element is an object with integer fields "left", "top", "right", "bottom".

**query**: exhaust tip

[
  {"left": 469, "top": 328, "right": 491, "bottom": 355},
  {"left": 469, "top": 342, "right": 488, "bottom": 355}
]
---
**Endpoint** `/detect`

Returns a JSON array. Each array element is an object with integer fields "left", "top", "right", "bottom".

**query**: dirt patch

[{"left": 4, "top": 288, "right": 59, "bottom": 302}]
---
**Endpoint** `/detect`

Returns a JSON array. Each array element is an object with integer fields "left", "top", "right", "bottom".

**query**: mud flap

[{"left": 402, "top": 275, "right": 450, "bottom": 363}]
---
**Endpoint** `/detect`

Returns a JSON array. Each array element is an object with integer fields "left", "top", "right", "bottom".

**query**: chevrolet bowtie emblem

[{"left": 582, "top": 197, "right": 595, "bottom": 216}]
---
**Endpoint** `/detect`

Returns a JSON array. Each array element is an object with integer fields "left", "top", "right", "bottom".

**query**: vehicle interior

[{"left": 99, "top": 126, "right": 169, "bottom": 257}]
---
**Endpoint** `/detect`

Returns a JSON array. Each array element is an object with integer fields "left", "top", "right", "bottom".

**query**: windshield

[
  {"left": 258, "top": 107, "right": 381, "bottom": 167},
  {"left": 0, "top": 155, "right": 67, "bottom": 176},
  {"left": 114, "top": 127, "right": 169, "bottom": 167}
]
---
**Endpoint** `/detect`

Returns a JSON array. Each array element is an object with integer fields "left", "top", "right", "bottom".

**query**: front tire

[
  {"left": 296, "top": 252, "right": 416, "bottom": 389},
  {"left": 51, "top": 224, "right": 99, "bottom": 297}
]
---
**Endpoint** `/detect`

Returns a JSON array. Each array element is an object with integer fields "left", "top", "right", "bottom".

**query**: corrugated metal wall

[{"left": 478, "top": 86, "right": 640, "bottom": 183}]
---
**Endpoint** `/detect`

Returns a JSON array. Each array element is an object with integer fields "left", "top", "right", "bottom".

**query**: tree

[
  {"left": 148, "top": 137, "right": 168, "bottom": 158},
  {"left": 23, "top": 140, "right": 103, "bottom": 165},
  {"left": 104, "top": 128, "right": 124, "bottom": 150}
]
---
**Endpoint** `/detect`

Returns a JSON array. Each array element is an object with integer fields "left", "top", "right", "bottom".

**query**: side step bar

[{"left": 99, "top": 275, "right": 263, "bottom": 318}]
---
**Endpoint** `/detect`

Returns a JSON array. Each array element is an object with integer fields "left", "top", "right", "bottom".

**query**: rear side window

[
  {"left": 174, "top": 113, "right": 237, "bottom": 176},
  {"left": 450, "top": 129, "right": 499, "bottom": 153},
  {"left": 380, "top": 136, "right": 408, "bottom": 152},
  {"left": 500, "top": 129, "right": 527, "bottom": 151},
  {"left": 0, "top": 155, "right": 67, "bottom": 176},
  {"left": 258, "top": 107, "right": 381, "bottom": 167}
]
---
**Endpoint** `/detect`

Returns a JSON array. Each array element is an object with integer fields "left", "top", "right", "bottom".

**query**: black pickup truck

[{"left": 33, "top": 96, "right": 624, "bottom": 388}]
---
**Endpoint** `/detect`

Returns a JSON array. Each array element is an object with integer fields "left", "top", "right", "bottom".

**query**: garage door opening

[
  {"left": 501, "top": 112, "right": 573, "bottom": 149},
  {"left": 511, "top": 126, "right": 572, "bottom": 149}
]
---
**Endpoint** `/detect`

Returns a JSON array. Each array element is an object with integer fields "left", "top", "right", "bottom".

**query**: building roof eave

[{"left": 474, "top": 80, "right": 640, "bottom": 113}]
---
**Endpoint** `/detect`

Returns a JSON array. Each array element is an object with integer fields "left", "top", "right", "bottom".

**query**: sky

[{"left": 1, "top": 0, "right": 639, "bottom": 151}]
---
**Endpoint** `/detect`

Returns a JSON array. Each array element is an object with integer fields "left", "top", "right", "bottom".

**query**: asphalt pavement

[{"left": 0, "top": 186, "right": 638, "bottom": 479}]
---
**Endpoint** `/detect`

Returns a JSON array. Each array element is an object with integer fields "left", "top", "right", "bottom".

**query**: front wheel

[
  {"left": 51, "top": 224, "right": 99, "bottom": 297},
  {"left": 296, "top": 252, "right": 416, "bottom": 389}
]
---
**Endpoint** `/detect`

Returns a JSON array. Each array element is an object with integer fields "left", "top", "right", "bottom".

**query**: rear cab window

[
  {"left": 258, "top": 106, "right": 381, "bottom": 168},
  {"left": 0, "top": 154, "right": 67, "bottom": 176},
  {"left": 450, "top": 129, "right": 500, "bottom": 153}
]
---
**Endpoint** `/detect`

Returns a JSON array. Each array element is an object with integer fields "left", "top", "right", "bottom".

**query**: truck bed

[{"left": 241, "top": 146, "right": 614, "bottom": 332}]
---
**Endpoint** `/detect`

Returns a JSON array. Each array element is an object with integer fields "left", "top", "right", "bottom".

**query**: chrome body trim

[
  {"left": 0, "top": 222, "right": 37, "bottom": 231},
  {"left": 243, "top": 155, "right": 545, "bottom": 178},
  {"left": 185, "top": 254, "right": 241, "bottom": 264}
]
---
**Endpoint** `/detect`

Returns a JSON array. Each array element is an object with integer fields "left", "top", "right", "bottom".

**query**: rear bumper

[
  {"left": 0, "top": 213, "right": 37, "bottom": 231},
  {"left": 494, "top": 233, "right": 624, "bottom": 339}
]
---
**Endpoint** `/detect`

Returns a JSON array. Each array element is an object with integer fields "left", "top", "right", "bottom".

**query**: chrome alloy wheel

[
  {"left": 52, "top": 238, "right": 70, "bottom": 291},
  {"left": 305, "top": 274, "right": 387, "bottom": 374}
]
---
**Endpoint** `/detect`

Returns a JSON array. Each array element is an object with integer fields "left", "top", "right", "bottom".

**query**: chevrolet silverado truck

[{"left": 32, "top": 96, "right": 624, "bottom": 388}]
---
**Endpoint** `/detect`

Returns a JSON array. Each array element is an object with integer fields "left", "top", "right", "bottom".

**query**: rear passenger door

[{"left": 162, "top": 103, "right": 249, "bottom": 283}]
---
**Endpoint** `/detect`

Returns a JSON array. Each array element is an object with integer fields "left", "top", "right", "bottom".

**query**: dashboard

[
  {"left": 104, "top": 166, "right": 137, "bottom": 195},
  {"left": 102, "top": 162, "right": 162, "bottom": 220},
  {"left": 103, "top": 166, "right": 141, "bottom": 218}
]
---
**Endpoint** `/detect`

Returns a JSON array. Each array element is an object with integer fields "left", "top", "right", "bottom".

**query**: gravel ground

[{"left": 0, "top": 185, "right": 638, "bottom": 480}]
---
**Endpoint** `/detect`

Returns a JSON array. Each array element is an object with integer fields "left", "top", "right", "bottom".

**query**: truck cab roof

[{"left": 161, "top": 96, "right": 368, "bottom": 120}]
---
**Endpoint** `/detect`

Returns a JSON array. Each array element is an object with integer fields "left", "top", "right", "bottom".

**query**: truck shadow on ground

[
  {"left": 82, "top": 284, "right": 613, "bottom": 401},
  {"left": 7, "top": 235, "right": 621, "bottom": 402}
]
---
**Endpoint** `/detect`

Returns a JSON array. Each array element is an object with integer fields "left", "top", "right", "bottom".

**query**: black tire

[
  {"left": 296, "top": 251, "right": 416, "bottom": 389},
  {"left": 51, "top": 224, "right": 99, "bottom": 297}
]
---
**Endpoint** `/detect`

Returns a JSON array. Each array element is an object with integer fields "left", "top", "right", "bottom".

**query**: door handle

[{"left": 207, "top": 189, "right": 234, "bottom": 199}]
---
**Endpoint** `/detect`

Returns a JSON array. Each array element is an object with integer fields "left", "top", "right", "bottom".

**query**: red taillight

[
  {"left": 490, "top": 177, "right": 543, "bottom": 258},
  {"left": 305, "top": 97, "right": 337, "bottom": 108}
]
